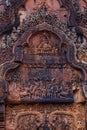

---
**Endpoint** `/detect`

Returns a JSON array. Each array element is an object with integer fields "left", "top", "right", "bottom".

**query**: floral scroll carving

[
  {"left": 6, "top": 104, "right": 86, "bottom": 130},
  {"left": 16, "top": 112, "right": 43, "bottom": 130},
  {"left": 15, "top": 112, "right": 74, "bottom": 130},
  {"left": 49, "top": 113, "right": 74, "bottom": 130}
]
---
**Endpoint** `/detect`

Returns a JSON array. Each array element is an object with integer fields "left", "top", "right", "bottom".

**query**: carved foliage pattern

[
  {"left": 16, "top": 113, "right": 74, "bottom": 130},
  {"left": 16, "top": 114, "right": 42, "bottom": 130},
  {"left": 6, "top": 104, "right": 86, "bottom": 130},
  {"left": 49, "top": 114, "right": 74, "bottom": 130}
]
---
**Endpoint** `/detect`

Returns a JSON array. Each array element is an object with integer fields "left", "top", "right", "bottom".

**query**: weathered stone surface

[
  {"left": 6, "top": 104, "right": 86, "bottom": 130},
  {"left": 0, "top": 0, "right": 87, "bottom": 130}
]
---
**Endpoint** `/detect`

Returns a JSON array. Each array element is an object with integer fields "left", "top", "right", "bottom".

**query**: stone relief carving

[
  {"left": 16, "top": 113, "right": 74, "bottom": 130},
  {"left": 5, "top": 30, "right": 85, "bottom": 103},
  {"left": 16, "top": 113, "right": 43, "bottom": 130},
  {"left": 0, "top": 0, "right": 83, "bottom": 48},
  {"left": 0, "top": 0, "right": 86, "bottom": 47},
  {"left": 3, "top": 22, "right": 87, "bottom": 129},
  {"left": 0, "top": 0, "right": 87, "bottom": 129},
  {"left": 49, "top": 113, "right": 74, "bottom": 130},
  {"left": 1, "top": 15, "right": 86, "bottom": 130},
  {"left": 6, "top": 104, "right": 86, "bottom": 130}
]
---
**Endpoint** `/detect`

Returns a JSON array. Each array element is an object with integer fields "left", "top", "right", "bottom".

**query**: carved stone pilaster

[{"left": 0, "top": 103, "right": 5, "bottom": 130}]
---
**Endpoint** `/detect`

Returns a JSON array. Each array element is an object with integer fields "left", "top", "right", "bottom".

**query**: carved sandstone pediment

[
  {"left": 1, "top": 23, "right": 85, "bottom": 104},
  {"left": 0, "top": 1, "right": 87, "bottom": 130}
]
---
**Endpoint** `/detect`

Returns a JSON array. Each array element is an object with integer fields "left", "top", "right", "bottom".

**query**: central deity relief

[{"left": 6, "top": 31, "right": 82, "bottom": 103}]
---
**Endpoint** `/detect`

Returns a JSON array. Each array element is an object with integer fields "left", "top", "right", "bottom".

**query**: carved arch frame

[
  {"left": 0, "top": 22, "right": 86, "bottom": 102},
  {"left": 0, "top": 22, "right": 87, "bottom": 129},
  {"left": 0, "top": 22, "right": 87, "bottom": 102}
]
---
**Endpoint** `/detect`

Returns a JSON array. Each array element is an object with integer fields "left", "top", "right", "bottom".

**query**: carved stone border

[
  {"left": 0, "top": 22, "right": 87, "bottom": 129},
  {"left": 13, "top": 110, "right": 83, "bottom": 130},
  {"left": 12, "top": 23, "right": 87, "bottom": 102},
  {"left": 7, "top": 22, "right": 87, "bottom": 101},
  {"left": 14, "top": 111, "right": 75, "bottom": 130}
]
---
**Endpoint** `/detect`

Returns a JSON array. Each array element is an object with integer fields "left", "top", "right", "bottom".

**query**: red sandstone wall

[{"left": 0, "top": 0, "right": 87, "bottom": 130}]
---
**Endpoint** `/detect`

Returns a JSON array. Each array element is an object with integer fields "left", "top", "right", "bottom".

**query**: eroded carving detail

[
  {"left": 49, "top": 113, "right": 74, "bottom": 130},
  {"left": 16, "top": 113, "right": 42, "bottom": 130},
  {"left": 6, "top": 104, "right": 86, "bottom": 130},
  {"left": 5, "top": 31, "right": 84, "bottom": 103},
  {"left": 0, "top": 1, "right": 87, "bottom": 130}
]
